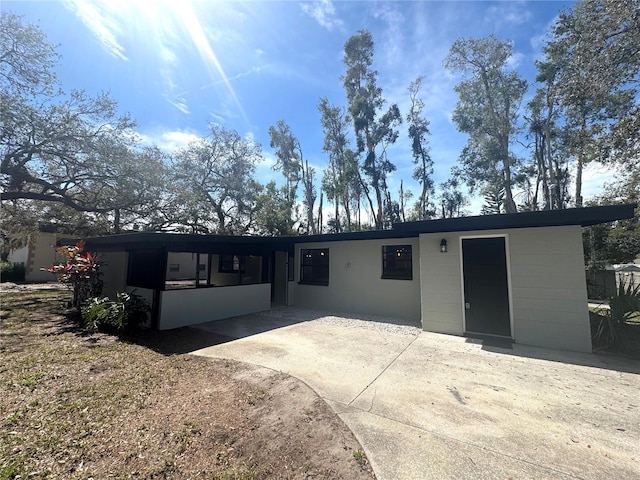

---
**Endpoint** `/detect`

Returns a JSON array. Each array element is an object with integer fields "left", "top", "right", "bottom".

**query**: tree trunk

[
  {"left": 301, "top": 160, "right": 316, "bottom": 234},
  {"left": 317, "top": 192, "right": 323, "bottom": 234},
  {"left": 358, "top": 172, "right": 376, "bottom": 229},
  {"left": 113, "top": 208, "right": 121, "bottom": 233},
  {"left": 342, "top": 187, "right": 352, "bottom": 231},
  {"left": 374, "top": 184, "right": 384, "bottom": 229},
  {"left": 545, "top": 98, "right": 557, "bottom": 209},
  {"left": 502, "top": 144, "right": 518, "bottom": 214},
  {"left": 575, "top": 155, "right": 583, "bottom": 208},
  {"left": 399, "top": 180, "right": 406, "bottom": 223},
  {"left": 575, "top": 117, "right": 587, "bottom": 208}
]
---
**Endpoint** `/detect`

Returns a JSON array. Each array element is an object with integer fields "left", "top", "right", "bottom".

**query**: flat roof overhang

[
  {"left": 392, "top": 203, "right": 637, "bottom": 234},
  {"left": 83, "top": 233, "right": 294, "bottom": 255},
  {"left": 82, "top": 203, "right": 636, "bottom": 251}
]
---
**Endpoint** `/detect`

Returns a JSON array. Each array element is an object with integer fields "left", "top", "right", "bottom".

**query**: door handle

[{"left": 465, "top": 303, "right": 471, "bottom": 309}]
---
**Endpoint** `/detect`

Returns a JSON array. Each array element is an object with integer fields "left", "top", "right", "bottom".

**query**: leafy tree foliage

[
  {"left": 0, "top": 11, "right": 58, "bottom": 97},
  {"left": 268, "top": 120, "right": 301, "bottom": 230},
  {"left": 480, "top": 185, "right": 505, "bottom": 215},
  {"left": 254, "top": 181, "right": 297, "bottom": 236},
  {"left": 268, "top": 120, "right": 316, "bottom": 234},
  {"left": 542, "top": 0, "right": 640, "bottom": 206},
  {"left": 445, "top": 35, "right": 527, "bottom": 214},
  {"left": 584, "top": 166, "right": 640, "bottom": 265},
  {"left": 524, "top": 66, "right": 571, "bottom": 211},
  {"left": 406, "top": 77, "right": 435, "bottom": 220},
  {"left": 170, "top": 124, "right": 263, "bottom": 235},
  {"left": 342, "top": 30, "right": 402, "bottom": 229},
  {"left": 438, "top": 176, "right": 469, "bottom": 219},
  {"left": 318, "top": 98, "right": 360, "bottom": 232},
  {"left": 1, "top": 12, "right": 165, "bottom": 235}
]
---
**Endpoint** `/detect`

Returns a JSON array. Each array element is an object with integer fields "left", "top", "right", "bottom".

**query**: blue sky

[{"left": 6, "top": 0, "right": 613, "bottom": 215}]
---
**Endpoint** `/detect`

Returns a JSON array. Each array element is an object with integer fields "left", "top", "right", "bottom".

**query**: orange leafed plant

[{"left": 43, "top": 240, "right": 103, "bottom": 307}]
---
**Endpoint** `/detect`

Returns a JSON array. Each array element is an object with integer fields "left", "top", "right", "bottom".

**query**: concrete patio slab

[
  {"left": 191, "top": 309, "right": 640, "bottom": 480},
  {"left": 193, "top": 316, "right": 418, "bottom": 405}
]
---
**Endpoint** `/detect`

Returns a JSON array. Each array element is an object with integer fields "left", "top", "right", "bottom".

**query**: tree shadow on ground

[{"left": 128, "top": 327, "right": 237, "bottom": 355}]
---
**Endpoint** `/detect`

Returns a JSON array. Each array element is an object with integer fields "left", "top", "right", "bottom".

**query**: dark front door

[{"left": 462, "top": 237, "right": 511, "bottom": 337}]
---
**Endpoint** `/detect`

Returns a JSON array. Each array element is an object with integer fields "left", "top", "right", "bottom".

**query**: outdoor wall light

[{"left": 440, "top": 238, "right": 448, "bottom": 253}]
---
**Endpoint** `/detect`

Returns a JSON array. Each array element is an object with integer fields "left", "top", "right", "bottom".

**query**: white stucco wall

[
  {"left": 26, "top": 232, "right": 65, "bottom": 282},
  {"left": 420, "top": 226, "right": 591, "bottom": 352},
  {"left": 8, "top": 245, "right": 28, "bottom": 266},
  {"left": 158, "top": 283, "right": 271, "bottom": 329},
  {"left": 293, "top": 238, "right": 421, "bottom": 323},
  {"left": 508, "top": 226, "right": 591, "bottom": 352},
  {"left": 419, "top": 234, "right": 465, "bottom": 336}
]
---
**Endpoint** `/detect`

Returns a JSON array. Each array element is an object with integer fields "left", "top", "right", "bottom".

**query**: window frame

[
  {"left": 299, "top": 248, "right": 329, "bottom": 286},
  {"left": 381, "top": 245, "right": 413, "bottom": 280}
]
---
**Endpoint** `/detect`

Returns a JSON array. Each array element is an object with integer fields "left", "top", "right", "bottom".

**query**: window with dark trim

[
  {"left": 382, "top": 245, "right": 412, "bottom": 280},
  {"left": 299, "top": 248, "right": 329, "bottom": 285},
  {"left": 219, "top": 254, "right": 242, "bottom": 273}
]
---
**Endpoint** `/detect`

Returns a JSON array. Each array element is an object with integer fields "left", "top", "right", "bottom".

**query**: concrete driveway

[{"left": 192, "top": 308, "right": 640, "bottom": 480}]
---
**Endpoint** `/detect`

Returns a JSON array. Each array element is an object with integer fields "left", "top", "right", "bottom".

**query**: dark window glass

[
  {"left": 219, "top": 254, "right": 241, "bottom": 273},
  {"left": 382, "top": 245, "right": 412, "bottom": 280},
  {"left": 127, "top": 250, "right": 165, "bottom": 289},
  {"left": 299, "top": 249, "right": 329, "bottom": 285}
]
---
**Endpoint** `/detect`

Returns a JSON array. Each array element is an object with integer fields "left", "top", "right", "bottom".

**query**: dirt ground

[{"left": 0, "top": 284, "right": 375, "bottom": 479}]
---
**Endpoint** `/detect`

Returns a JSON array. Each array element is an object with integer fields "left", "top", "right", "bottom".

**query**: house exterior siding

[
  {"left": 508, "top": 226, "right": 591, "bottom": 352},
  {"left": 419, "top": 233, "right": 465, "bottom": 335},
  {"left": 11, "top": 232, "right": 63, "bottom": 282},
  {"left": 293, "top": 238, "right": 421, "bottom": 323},
  {"left": 420, "top": 226, "right": 591, "bottom": 352}
]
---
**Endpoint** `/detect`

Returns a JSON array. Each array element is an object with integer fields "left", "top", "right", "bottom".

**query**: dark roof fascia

[
  {"left": 288, "top": 229, "right": 418, "bottom": 244},
  {"left": 83, "top": 232, "right": 294, "bottom": 254},
  {"left": 83, "top": 229, "right": 418, "bottom": 252},
  {"left": 83, "top": 204, "right": 636, "bottom": 252},
  {"left": 392, "top": 204, "right": 637, "bottom": 234}
]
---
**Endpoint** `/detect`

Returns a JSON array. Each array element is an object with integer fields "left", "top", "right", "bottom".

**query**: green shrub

[
  {"left": 593, "top": 279, "right": 640, "bottom": 350},
  {"left": 81, "top": 291, "right": 150, "bottom": 334},
  {"left": 0, "top": 261, "right": 25, "bottom": 282}
]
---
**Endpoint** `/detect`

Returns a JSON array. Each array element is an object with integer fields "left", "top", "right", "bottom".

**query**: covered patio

[{"left": 85, "top": 232, "right": 295, "bottom": 329}]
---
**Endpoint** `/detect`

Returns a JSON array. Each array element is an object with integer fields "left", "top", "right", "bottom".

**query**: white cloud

[
  {"left": 530, "top": 14, "right": 560, "bottom": 62},
  {"left": 139, "top": 128, "right": 202, "bottom": 152},
  {"left": 485, "top": 1, "right": 532, "bottom": 27},
  {"left": 580, "top": 163, "right": 617, "bottom": 201},
  {"left": 200, "top": 66, "right": 263, "bottom": 91},
  {"left": 167, "top": 98, "right": 190, "bottom": 114},
  {"left": 64, "top": 0, "right": 128, "bottom": 61},
  {"left": 372, "top": 4, "right": 405, "bottom": 69},
  {"left": 506, "top": 51, "right": 525, "bottom": 69},
  {"left": 300, "top": 0, "right": 343, "bottom": 31}
]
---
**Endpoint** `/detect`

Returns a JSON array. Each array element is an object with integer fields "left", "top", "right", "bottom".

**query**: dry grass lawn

[{"left": 0, "top": 287, "right": 375, "bottom": 479}]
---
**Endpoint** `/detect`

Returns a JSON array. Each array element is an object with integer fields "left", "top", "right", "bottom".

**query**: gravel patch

[
  {"left": 256, "top": 306, "right": 421, "bottom": 336},
  {"left": 314, "top": 315, "right": 421, "bottom": 336}
]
